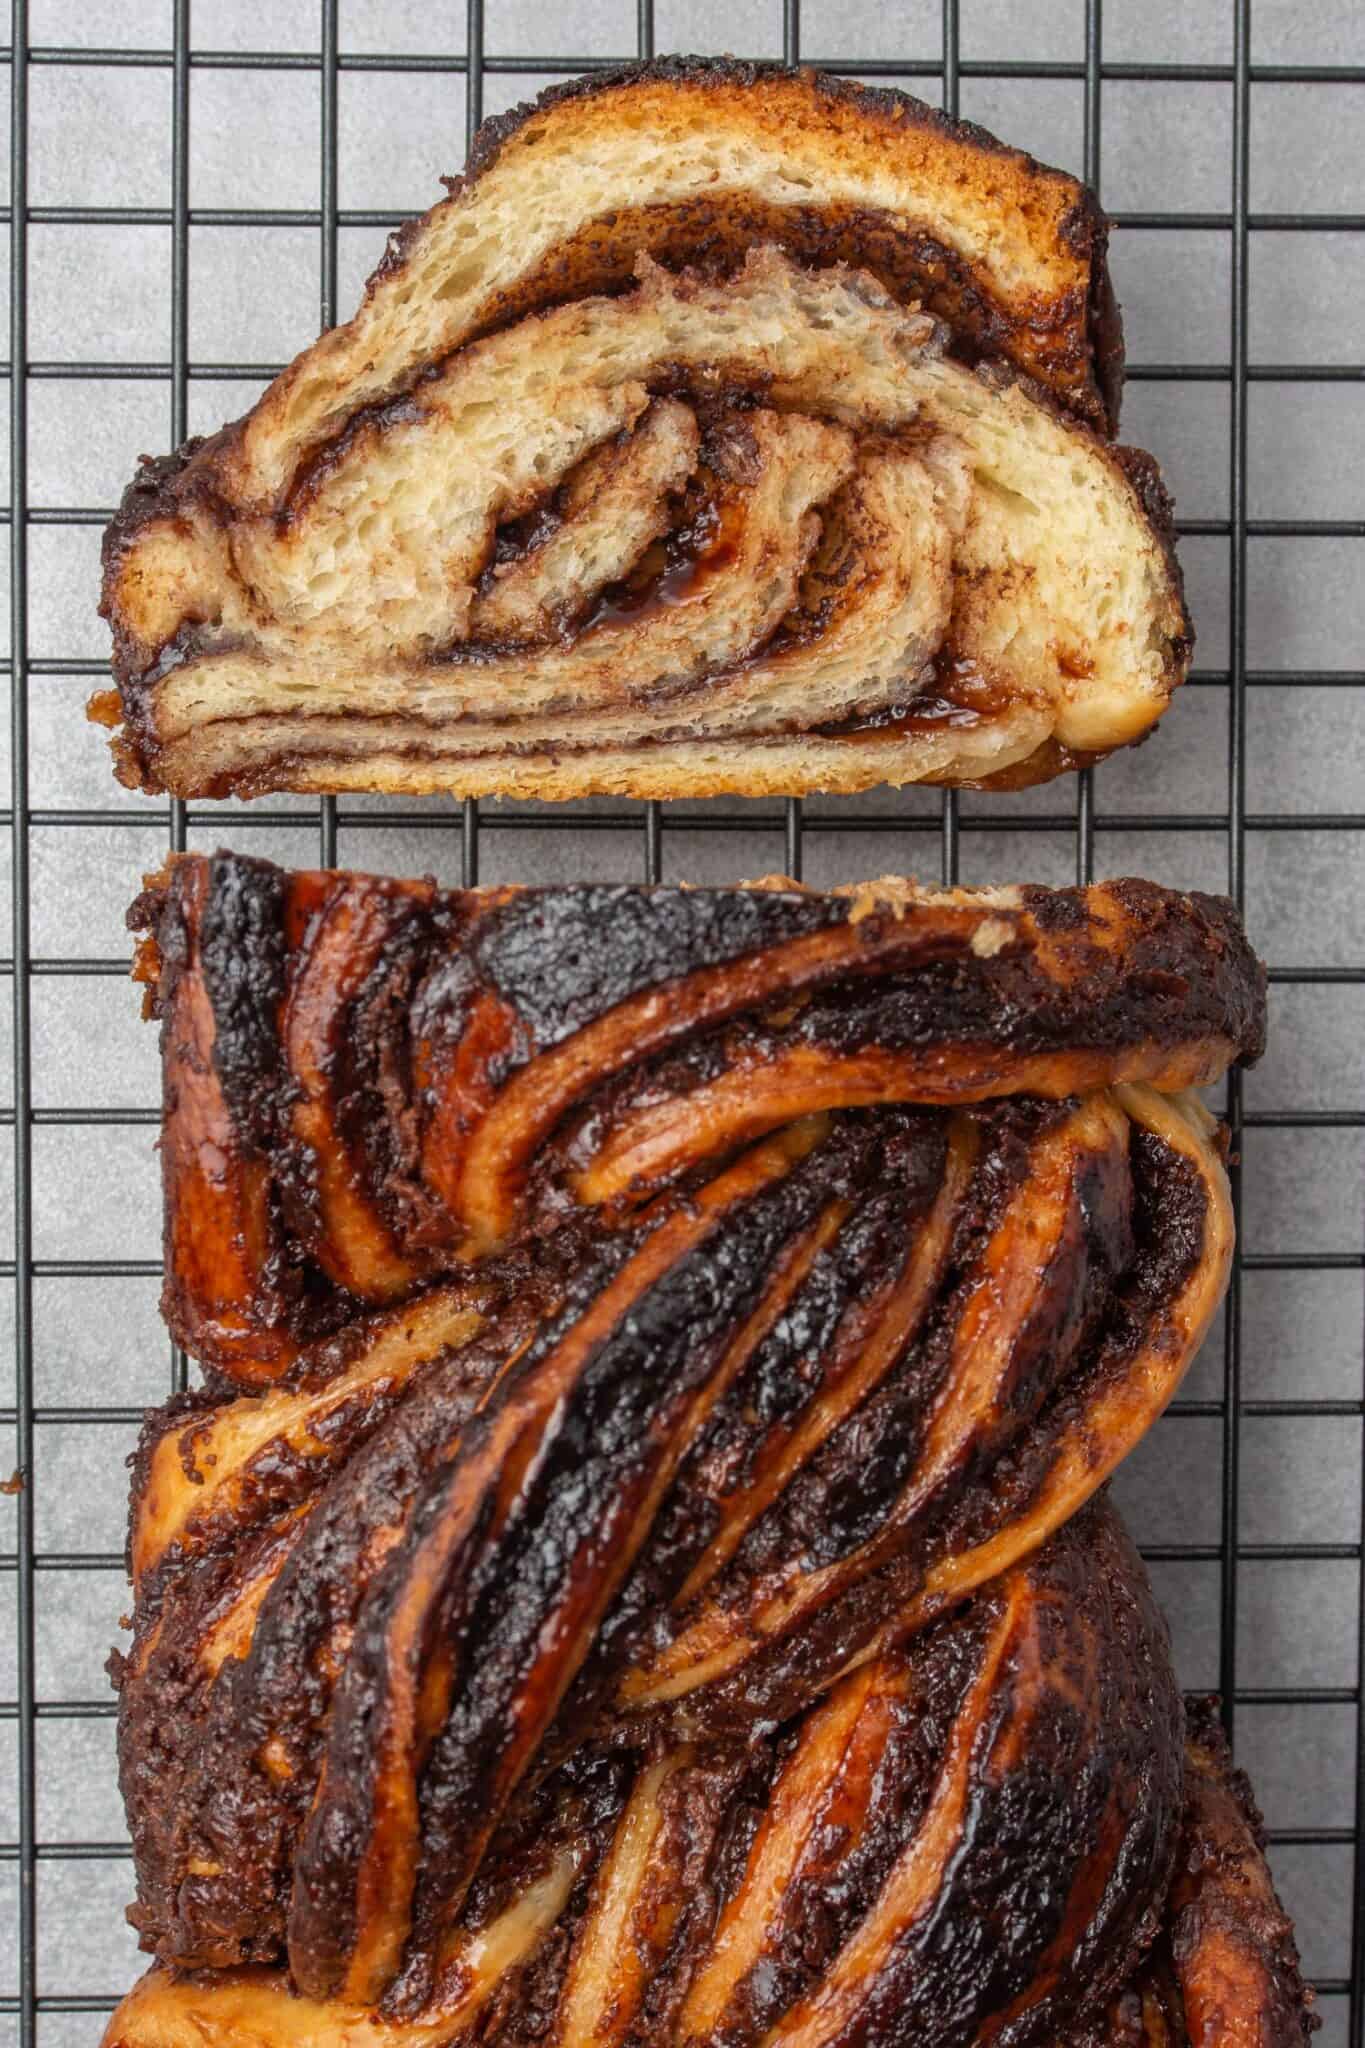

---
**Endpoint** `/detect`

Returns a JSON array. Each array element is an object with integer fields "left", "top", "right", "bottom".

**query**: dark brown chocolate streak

[
  {"left": 641, "top": 1117, "right": 1202, "bottom": 1746},
  {"left": 931, "top": 1124, "right": 1209, "bottom": 1567},
  {"left": 634, "top": 1750, "right": 756, "bottom": 2044},
  {"left": 144, "top": 847, "right": 294, "bottom": 1163},
  {"left": 406, "top": 59, "right": 1114, "bottom": 424},
  {"left": 735, "top": 1105, "right": 1127, "bottom": 1576},
  {"left": 446, "top": 871, "right": 1260, "bottom": 1074},
  {"left": 193, "top": 848, "right": 291, "bottom": 1148},
  {"left": 449, "top": 1504, "right": 1181, "bottom": 2048},
  {"left": 393, "top": 1160, "right": 873, "bottom": 1993},
  {"left": 844, "top": 1512, "right": 1183, "bottom": 2048},
  {"left": 717, "top": 1613, "right": 987, "bottom": 2043},
  {"left": 417, "top": 878, "right": 844, "bottom": 1055},
  {"left": 283, "top": 206, "right": 1100, "bottom": 538},
  {"left": 610, "top": 1115, "right": 948, "bottom": 1616},
  {"left": 541, "top": 1112, "right": 950, "bottom": 1756},
  {"left": 115, "top": 1515, "right": 307, "bottom": 1967},
  {"left": 334, "top": 894, "right": 450, "bottom": 1247},
  {"left": 290, "top": 1135, "right": 846, "bottom": 2006},
  {"left": 157, "top": 1289, "right": 568, "bottom": 1972},
  {"left": 648, "top": 920, "right": 1219, "bottom": 1065}
]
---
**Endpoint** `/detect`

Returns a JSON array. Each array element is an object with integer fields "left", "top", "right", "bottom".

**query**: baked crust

[
  {"left": 104, "top": 1681, "right": 1316, "bottom": 2047},
  {"left": 106, "top": 1503, "right": 1195, "bottom": 2046},
  {"left": 421, "top": 58, "right": 1125, "bottom": 431},
  {"left": 128, "top": 855, "right": 1265, "bottom": 1379},
  {"left": 99, "top": 854, "right": 1310, "bottom": 2044},
  {"left": 94, "top": 63, "right": 1191, "bottom": 803},
  {"left": 1090, "top": 1704, "right": 1319, "bottom": 2045}
]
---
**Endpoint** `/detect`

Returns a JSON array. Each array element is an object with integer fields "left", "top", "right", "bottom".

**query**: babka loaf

[
  {"left": 100, "top": 856, "right": 1312, "bottom": 2044},
  {"left": 95, "top": 62, "right": 1191, "bottom": 803}
]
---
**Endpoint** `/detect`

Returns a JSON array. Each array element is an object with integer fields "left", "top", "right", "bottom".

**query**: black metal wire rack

[{"left": 2, "top": 0, "right": 1362, "bottom": 2042}]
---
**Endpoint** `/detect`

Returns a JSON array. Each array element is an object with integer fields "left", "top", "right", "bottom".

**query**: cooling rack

[{"left": 2, "top": 0, "right": 1362, "bottom": 2041}]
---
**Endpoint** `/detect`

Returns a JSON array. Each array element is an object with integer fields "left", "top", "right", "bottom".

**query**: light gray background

[{"left": 1, "top": 1, "right": 1362, "bottom": 2040}]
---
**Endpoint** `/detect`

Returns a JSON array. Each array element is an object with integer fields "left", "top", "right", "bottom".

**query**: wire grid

[{"left": 2, "top": 0, "right": 1363, "bottom": 2041}]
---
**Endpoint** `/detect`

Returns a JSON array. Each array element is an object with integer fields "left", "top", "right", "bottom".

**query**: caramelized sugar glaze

[{"left": 102, "top": 857, "right": 1312, "bottom": 2045}]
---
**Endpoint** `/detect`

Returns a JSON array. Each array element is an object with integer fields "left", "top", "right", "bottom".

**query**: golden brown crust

[{"left": 453, "top": 60, "right": 1120, "bottom": 418}]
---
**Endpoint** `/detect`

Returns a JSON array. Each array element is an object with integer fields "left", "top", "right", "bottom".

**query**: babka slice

[{"left": 96, "top": 61, "right": 1191, "bottom": 803}]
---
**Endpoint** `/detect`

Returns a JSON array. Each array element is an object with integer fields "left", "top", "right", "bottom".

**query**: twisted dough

[
  {"left": 95, "top": 63, "right": 1190, "bottom": 803},
  {"left": 134, "top": 857, "right": 1263, "bottom": 1380},
  {"left": 107, "top": 856, "right": 1311, "bottom": 2044}
]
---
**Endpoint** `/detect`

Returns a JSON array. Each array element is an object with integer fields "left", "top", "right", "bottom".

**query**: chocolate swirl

[
  {"left": 132, "top": 856, "right": 1264, "bottom": 1382},
  {"left": 95, "top": 63, "right": 1190, "bottom": 804},
  {"left": 100, "top": 855, "right": 1311, "bottom": 2044}
]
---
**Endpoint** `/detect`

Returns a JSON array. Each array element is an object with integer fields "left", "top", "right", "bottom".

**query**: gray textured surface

[{"left": 1, "top": 1, "right": 1362, "bottom": 2040}]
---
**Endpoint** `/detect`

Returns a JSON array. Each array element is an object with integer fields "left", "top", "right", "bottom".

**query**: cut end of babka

[{"left": 96, "top": 62, "right": 1190, "bottom": 806}]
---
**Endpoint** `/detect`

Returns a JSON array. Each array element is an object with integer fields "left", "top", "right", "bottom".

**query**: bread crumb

[
  {"left": 970, "top": 916, "right": 1015, "bottom": 958},
  {"left": 740, "top": 873, "right": 808, "bottom": 894}
]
